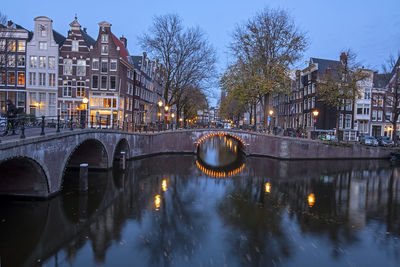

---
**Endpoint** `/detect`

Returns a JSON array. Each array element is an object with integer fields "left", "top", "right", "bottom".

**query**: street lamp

[
  {"left": 313, "top": 110, "right": 319, "bottom": 131},
  {"left": 268, "top": 109, "right": 274, "bottom": 133},
  {"left": 81, "top": 97, "right": 89, "bottom": 128},
  {"left": 158, "top": 100, "right": 163, "bottom": 108}
]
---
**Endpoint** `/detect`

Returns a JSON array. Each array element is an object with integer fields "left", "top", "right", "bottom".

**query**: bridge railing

[{"left": 1, "top": 113, "right": 310, "bottom": 143}]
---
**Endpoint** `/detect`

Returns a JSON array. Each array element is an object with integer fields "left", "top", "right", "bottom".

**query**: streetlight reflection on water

[
  {"left": 154, "top": 195, "right": 161, "bottom": 211},
  {"left": 162, "top": 179, "right": 167, "bottom": 192}
]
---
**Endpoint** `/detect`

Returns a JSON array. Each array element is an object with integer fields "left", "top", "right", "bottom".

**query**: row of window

[
  {"left": 63, "top": 59, "right": 86, "bottom": 76},
  {"left": 0, "top": 40, "right": 26, "bottom": 52},
  {"left": 62, "top": 81, "right": 86, "bottom": 97},
  {"left": 92, "top": 58, "right": 117, "bottom": 72},
  {"left": 0, "top": 54, "right": 25, "bottom": 67},
  {"left": 29, "top": 56, "right": 56, "bottom": 69},
  {"left": 91, "top": 75, "right": 117, "bottom": 90},
  {"left": 338, "top": 114, "right": 353, "bottom": 129},
  {"left": 0, "top": 71, "right": 25, "bottom": 86},
  {"left": 28, "top": 72, "right": 56, "bottom": 87},
  {"left": 29, "top": 92, "right": 57, "bottom": 116}
]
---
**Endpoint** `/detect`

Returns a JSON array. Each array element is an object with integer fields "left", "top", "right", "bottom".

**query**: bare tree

[
  {"left": 227, "top": 7, "right": 308, "bottom": 128},
  {"left": 140, "top": 14, "right": 216, "bottom": 124}
]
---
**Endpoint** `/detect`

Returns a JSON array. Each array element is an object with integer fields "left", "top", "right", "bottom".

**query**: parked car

[
  {"left": 377, "top": 136, "right": 394, "bottom": 147},
  {"left": 361, "top": 135, "right": 378, "bottom": 146}
]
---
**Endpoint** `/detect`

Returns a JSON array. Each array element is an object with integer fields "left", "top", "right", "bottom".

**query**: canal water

[{"left": 1, "top": 136, "right": 400, "bottom": 266}]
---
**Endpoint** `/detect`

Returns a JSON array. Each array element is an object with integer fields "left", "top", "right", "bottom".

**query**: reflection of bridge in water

[{"left": 1, "top": 155, "right": 400, "bottom": 266}]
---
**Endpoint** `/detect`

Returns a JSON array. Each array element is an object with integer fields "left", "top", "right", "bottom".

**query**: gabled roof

[
  {"left": 53, "top": 30, "right": 66, "bottom": 46},
  {"left": 130, "top": 56, "right": 142, "bottom": 70},
  {"left": 373, "top": 73, "right": 391, "bottom": 89},
  {"left": 310, "top": 57, "right": 341, "bottom": 74},
  {"left": 111, "top": 34, "right": 131, "bottom": 65},
  {"left": 80, "top": 29, "right": 95, "bottom": 47}
]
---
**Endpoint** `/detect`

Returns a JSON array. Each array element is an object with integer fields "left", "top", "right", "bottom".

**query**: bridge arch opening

[
  {"left": 0, "top": 157, "right": 49, "bottom": 197},
  {"left": 62, "top": 139, "right": 109, "bottom": 193},
  {"left": 65, "top": 139, "right": 109, "bottom": 170},
  {"left": 113, "top": 138, "right": 130, "bottom": 163},
  {"left": 196, "top": 132, "right": 246, "bottom": 150}
]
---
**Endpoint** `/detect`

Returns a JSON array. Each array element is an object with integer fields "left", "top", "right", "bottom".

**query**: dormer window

[
  {"left": 101, "top": 34, "right": 108, "bottom": 43},
  {"left": 101, "top": 45, "right": 108, "bottom": 55}
]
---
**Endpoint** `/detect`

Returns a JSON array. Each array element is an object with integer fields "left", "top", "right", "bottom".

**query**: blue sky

[{"left": 2, "top": 0, "right": 400, "bottom": 105}]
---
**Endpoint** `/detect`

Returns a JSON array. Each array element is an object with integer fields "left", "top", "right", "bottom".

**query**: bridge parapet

[{"left": 0, "top": 128, "right": 394, "bottom": 198}]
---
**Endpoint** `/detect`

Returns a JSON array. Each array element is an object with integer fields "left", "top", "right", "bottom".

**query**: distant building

[
  {"left": 88, "top": 21, "right": 135, "bottom": 125},
  {"left": 0, "top": 20, "right": 30, "bottom": 113},
  {"left": 26, "top": 16, "right": 65, "bottom": 117},
  {"left": 58, "top": 16, "right": 95, "bottom": 120}
]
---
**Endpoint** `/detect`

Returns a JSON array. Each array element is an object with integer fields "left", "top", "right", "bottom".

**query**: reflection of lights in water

[
  {"left": 195, "top": 160, "right": 245, "bottom": 178},
  {"left": 234, "top": 145, "right": 237, "bottom": 153},
  {"left": 162, "top": 179, "right": 167, "bottom": 192},
  {"left": 308, "top": 193, "right": 315, "bottom": 207},
  {"left": 265, "top": 182, "right": 271, "bottom": 193},
  {"left": 154, "top": 195, "right": 161, "bottom": 210}
]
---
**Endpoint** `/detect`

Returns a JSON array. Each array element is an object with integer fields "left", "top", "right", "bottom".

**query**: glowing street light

[
  {"left": 158, "top": 100, "right": 163, "bottom": 107},
  {"left": 308, "top": 193, "right": 316, "bottom": 207},
  {"left": 313, "top": 110, "right": 319, "bottom": 132},
  {"left": 269, "top": 110, "right": 274, "bottom": 116},
  {"left": 82, "top": 97, "right": 89, "bottom": 104},
  {"left": 265, "top": 182, "right": 271, "bottom": 193},
  {"left": 164, "top": 105, "right": 169, "bottom": 112}
]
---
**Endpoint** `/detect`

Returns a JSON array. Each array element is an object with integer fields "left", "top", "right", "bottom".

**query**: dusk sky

[{"left": 2, "top": 0, "right": 399, "bottom": 104}]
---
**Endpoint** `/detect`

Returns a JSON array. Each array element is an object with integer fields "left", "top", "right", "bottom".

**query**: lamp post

[
  {"left": 313, "top": 110, "right": 319, "bottom": 131},
  {"left": 312, "top": 110, "right": 319, "bottom": 139},
  {"left": 268, "top": 109, "right": 274, "bottom": 133},
  {"left": 81, "top": 97, "right": 89, "bottom": 128}
]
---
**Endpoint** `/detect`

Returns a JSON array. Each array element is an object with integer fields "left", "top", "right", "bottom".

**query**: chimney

[
  {"left": 120, "top": 36, "right": 127, "bottom": 48},
  {"left": 7, "top": 20, "right": 13, "bottom": 27},
  {"left": 340, "top": 52, "right": 348, "bottom": 66},
  {"left": 83, "top": 27, "right": 87, "bottom": 33}
]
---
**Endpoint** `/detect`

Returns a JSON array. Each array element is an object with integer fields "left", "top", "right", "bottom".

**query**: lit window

[
  {"left": 17, "top": 72, "right": 25, "bottom": 86},
  {"left": 77, "top": 81, "right": 85, "bottom": 97},
  {"left": 8, "top": 40, "right": 16, "bottom": 51},
  {"left": 39, "top": 42, "right": 47, "bottom": 50},
  {"left": 18, "top": 41, "right": 26, "bottom": 52},
  {"left": 72, "top": 40, "right": 79, "bottom": 51},
  {"left": 8, "top": 71, "right": 15, "bottom": 84},
  {"left": 0, "top": 72, "right": 6, "bottom": 84}
]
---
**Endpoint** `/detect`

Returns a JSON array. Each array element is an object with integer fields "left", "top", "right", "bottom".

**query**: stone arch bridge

[{"left": 0, "top": 129, "right": 391, "bottom": 198}]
